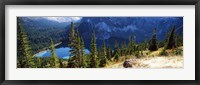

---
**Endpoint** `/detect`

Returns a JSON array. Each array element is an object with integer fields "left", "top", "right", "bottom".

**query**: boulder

[{"left": 123, "top": 60, "right": 132, "bottom": 68}]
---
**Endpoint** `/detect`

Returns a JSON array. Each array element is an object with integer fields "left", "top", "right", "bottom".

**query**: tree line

[{"left": 17, "top": 20, "right": 183, "bottom": 68}]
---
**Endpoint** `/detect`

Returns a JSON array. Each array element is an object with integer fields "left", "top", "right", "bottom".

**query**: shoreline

[{"left": 33, "top": 42, "right": 62, "bottom": 57}]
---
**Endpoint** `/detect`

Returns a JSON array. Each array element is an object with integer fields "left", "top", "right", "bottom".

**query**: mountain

[
  {"left": 19, "top": 17, "right": 183, "bottom": 51},
  {"left": 78, "top": 17, "right": 183, "bottom": 42},
  {"left": 20, "top": 17, "right": 70, "bottom": 29}
]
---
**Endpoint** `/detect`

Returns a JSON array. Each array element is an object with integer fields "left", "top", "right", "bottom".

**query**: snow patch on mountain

[
  {"left": 95, "top": 22, "right": 111, "bottom": 32},
  {"left": 123, "top": 24, "right": 138, "bottom": 32},
  {"left": 112, "top": 24, "right": 138, "bottom": 32}
]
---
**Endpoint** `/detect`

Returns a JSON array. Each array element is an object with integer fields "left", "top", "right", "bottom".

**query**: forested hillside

[{"left": 17, "top": 17, "right": 183, "bottom": 68}]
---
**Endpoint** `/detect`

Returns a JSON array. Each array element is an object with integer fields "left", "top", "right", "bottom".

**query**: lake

[{"left": 34, "top": 47, "right": 90, "bottom": 59}]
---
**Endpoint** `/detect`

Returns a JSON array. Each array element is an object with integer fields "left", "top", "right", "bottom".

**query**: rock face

[{"left": 123, "top": 60, "right": 132, "bottom": 68}]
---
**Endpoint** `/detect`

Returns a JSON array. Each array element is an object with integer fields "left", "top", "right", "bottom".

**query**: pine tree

[
  {"left": 35, "top": 57, "right": 42, "bottom": 68},
  {"left": 149, "top": 28, "right": 158, "bottom": 51},
  {"left": 176, "top": 35, "right": 183, "bottom": 47},
  {"left": 137, "top": 44, "right": 143, "bottom": 57},
  {"left": 97, "top": 48, "right": 101, "bottom": 66},
  {"left": 128, "top": 35, "right": 136, "bottom": 55},
  {"left": 90, "top": 31, "right": 99, "bottom": 68},
  {"left": 67, "top": 22, "right": 80, "bottom": 68},
  {"left": 128, "top": 35, "right": 133, "bottom": 48},
  {"left": 113, "top": 49, "right": 120, "bottom": 61},
  {"left": 113, "top": 40, "right": 121, "bottom": 61},
  {"left": 75, "top": 31, "right": 87, "bottom": 68},
  {"left": 106, "top": 46, "right": 112, "bottom": 61},
  {"left": 17, "top": 18, "right": 34, "bottom": 68},
  {"left": 100, "top": 40, "right": 107, "bottom": 67},
  {"left": 68, "top": 30, "right": 84, "bottom": 68},
  {"left": 133, "top": 34, "right": 137, "bottom": 54},
  {"left": 50, "top": 39, "right": 59, "bottom": 67},
  {"left": 141, "top": 40, "right": 145, "bottom": 50},
  {"left": 143, "top": 38, "right": 148, "bottom": 51},
  {"left": 80, "top": 36, "right": 87, "bottom": 67},
  {"left": 76, "top": 30, "right": 82, "bottom": 67},
  {"left": 134, "top": 33, "right": 136, "bottom": 42},
  {"left": 114, "top": 40, "right": 119, "bottom": 49},
  {"left": 68, "top": 22, "right": 77, "bottom": 57},
  {"left": 121, "top": 41, "right": 127, "bottom": 56},
  {"left": 166, "top": 26, "right": 176, "bottom": 49}
]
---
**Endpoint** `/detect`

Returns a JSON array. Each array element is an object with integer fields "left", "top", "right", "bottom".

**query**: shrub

[
  {"left": 174, "top": 48, "right": 183, "bottom": 55},
  {"left": 159, "top": 48, "right": 168, "bottom": 56}
]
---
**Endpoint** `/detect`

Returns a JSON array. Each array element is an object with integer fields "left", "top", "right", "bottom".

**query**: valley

[{"left": 17, "top": 17, "right": 183, "bottom": 68}]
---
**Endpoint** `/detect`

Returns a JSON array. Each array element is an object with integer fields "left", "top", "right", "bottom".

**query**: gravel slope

[{"left": 105, "top": 56, "right": 183, "bottom": 68}]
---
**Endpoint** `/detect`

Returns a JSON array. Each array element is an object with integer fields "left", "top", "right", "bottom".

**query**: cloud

[{"left": 43, "top": 17, "right": 82, "bottom": 23}]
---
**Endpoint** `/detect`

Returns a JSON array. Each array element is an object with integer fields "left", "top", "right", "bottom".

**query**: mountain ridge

[{"left": 19, "top": 17, "right": 183, "bottom": 51}]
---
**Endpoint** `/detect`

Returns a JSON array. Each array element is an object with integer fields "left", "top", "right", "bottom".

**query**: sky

[{"left": 42, "top": 17, "right": 82, "bottom": 23}]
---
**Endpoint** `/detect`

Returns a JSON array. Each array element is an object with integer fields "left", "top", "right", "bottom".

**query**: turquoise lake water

[{"left": 35, "top": 47, "right": 90, "bottom": 59}]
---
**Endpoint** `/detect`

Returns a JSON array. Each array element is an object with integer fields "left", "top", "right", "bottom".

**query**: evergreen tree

[
  {"left": 176, "top": 35, "right": 183, "bottom": 47},
  {"left": 68, "top": 30, "right": 84, "bottom": 68},
  {"left": 100, "top": 40, "right": 107, "bottom": 67},
  {"left": 137, "top": 44, "right": 143, "bottom": 57},
  {"left": 134, "top": 33, "right": 136, "bottom": 42},
  {"left": 35, "top": 57, "right": 42, "bottom": 68},
  {"left": 90, "top": 31, "right": 99, "bottom": 68},
  {"left": 106, "top": 46, "right": 112, "bottom": 61},
  {"left": 67, "top": 57, "right": 77, "bottom": 68},
  {"left": 149, "top": 28, "right": 158, "bottom": 51},
  {"left": 141, "top": 40, "right": 146, "bottom": 50},
  {"left": 113, "top": 40, "right": 121, "bottom": 61},
  {"left": 127, "top": 35, "right": 136, "bottom": 55},
  {"left": 50, "top": 39, "right": 59, "bottom": 67},
  {"left": 97, "top": 48, "right": 101, "bottom": 66},
  {"left": 128, "top": 35, "right": 133, "bottom": 49},
  {"left": 143, "top": 39, "right": 148, "bottom": 51},
  {"left": 166, "top": 26, "right": 176, "bottom": 49},
  {"left": 76, "top": 30, "right": 82, "bottom": 67},
  {"left": 80, "top": 37, "right": 87, "bottom": 67},
  {"left": 121, "top": 41, "right": 127, "bottom": 56},
  {"left": 114, "top": 40, "right": 119, "bottom": 49},
  {"left": 113, "top": 49, "right": 120, "bottom": 61},
  {"left": 68, "top": 22, "right": 77, "bottom": 58},
  {"left": 175, "top": 35, "right": 178, "bottom": 48},
  {"left": 17, "top": 18, "right": 34, "bottom": 68},
  {"left": 67, "top": 22, "right": 82, "bottom": 68},
  {"left": 133, "top": 34, "right": 137, "bottom": 54}
]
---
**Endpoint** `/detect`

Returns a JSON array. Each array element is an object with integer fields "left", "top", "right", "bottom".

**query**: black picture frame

[{"left": 0, "top": 0, "right": 200, "bottom": 85}]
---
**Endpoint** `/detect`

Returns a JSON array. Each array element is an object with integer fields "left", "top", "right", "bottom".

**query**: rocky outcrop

[{"left": 123, "top": 60, "right": 132, "bottom": 68}]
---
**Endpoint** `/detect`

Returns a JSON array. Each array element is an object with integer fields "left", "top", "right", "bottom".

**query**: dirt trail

[{"left": 106, "top": 56, "right": 183, "bottom": 68}]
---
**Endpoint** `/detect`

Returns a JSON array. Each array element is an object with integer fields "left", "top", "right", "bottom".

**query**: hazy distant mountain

[
  {"left": 20, "top": 17, "right": 70, "bottom": 29},
  {"left": 19, "top": 17, "right": 183, "bottom": 50},
  {"left": 78, "top": 17, "right": 183, "bottom": 42}
]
